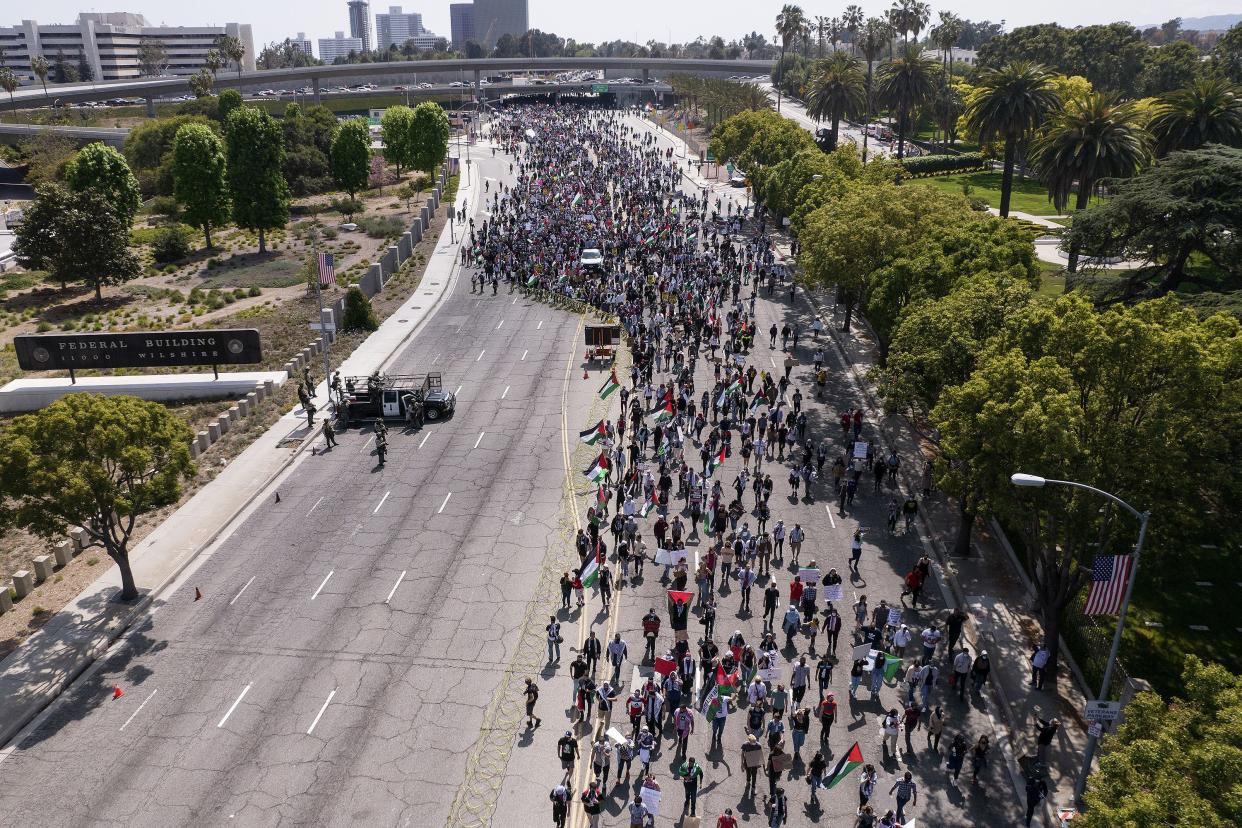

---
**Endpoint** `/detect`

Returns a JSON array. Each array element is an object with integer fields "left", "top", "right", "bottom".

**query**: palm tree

[
  {"left": 775, "top": 4, "right": 807, "bottom": 112},
  {"left": 216, "top": 35, "right": 246, "bottom": 80},
  {"left": 933, "top": 11, "right": 963, "bottom": 80},
  {"left": 965, "top": 61, "right": 1061, "bottom": 217},
  {"left": 843, "top": 5, "right": 865, "bottom": 56},
  {"left": 0, "top": 68, "right": 17, "bottom": 122},
  {"left": 807, "top": 52, "right": 866, "bottom": 149},
  {"left": 815, "top": 16, "right": 830, "bottom": 58},
  {"left": 1031, "top": 93, "right": 1152, "bottom": 273},
  {"left": 1147, "top": 77, "right": 1242, "bottom": 156},
  {"left": 30, "top": 55, "right": 49, "bottom": 97},
  {"left": 888, "top": 0, "right": 930, "bottom": 46},
  {"left": 857, "top": 17, "right": 890, "bottom": 162},
  {"left": 877, "top": 44, "right": 937, "bottom": 159},
  {"left": 829, "top": 17, "right": 843, "bottom": 54}
]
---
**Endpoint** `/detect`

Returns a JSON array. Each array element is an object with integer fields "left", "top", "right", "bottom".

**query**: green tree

[
  {"left": 172, "top": 123, "right": 230, "bottom": 248},
  {"left": 0, "top": 68, "right": 19, "bottom": 123},
  {"left": 1137, "top": 41, "right": 1202, "bottom": 97},
  {"left": 342, "top": 285, "right": 379, "bottom": 331},
  {"left": 775, "top": 4, "right": 808, "bottom": 111},
  {"left": 934, "top": 296, "right": 1242, "bottom": 687},
  {"left": 331, "top": 117, "right": 371, "bottom": 200},
  {"left": 1066, "top": 145, "right": 1242, "bottom": 295},
  {"left": 224, "top": 106, "right": 290, "bottom": 253},
  {"left": 964, "top": 61, "right": 1061, "bottom": 217},
  {"left": 1147, "top": 77, "right": 1242, "bottom": 156},
  {"left": 64, "top": 142, "right": 142, "bottom": 227},
  {"left": 409, "top": 101, "right": 451, "bottom": 177},
  {"left": 217, "top": 35, "right": 246, "bottom": 80},
  {"left": 1079, "top": 656, "right": 1242, "bottom": 825},
  {"left": 1029, "top": 93, "right": 1152, "bottom": 274},
  {"left": 806, "top": 52, "right": 865, "bottom": 150},
  {"left": 188, "top": 68, "right": 214, "bottom": 98},
  {"left": 0, "top": 394, "right": 194, "bottom": 601},
  {"left": 217, "top": 88, "right": 243, "bottom": 121},
  {"left": 13, "top": 184, "right": 140, "bottom": 299},
  {"left": 124, "top": 114, "right": 214, "bottom": 196},
  {"left": 1209, "top": 22, "right": 1242, "bottom": 83},
  {"left": 30, "top": 55, "right": 49, "bottom": 96},
  {"left": 137, "top": 41, "right": 169, "bottom": 77},
  {"left": 877, "top": 44, "right": 937, "bottom": 159},
  {"left": 380, "top": 104, "right": 416, "bottom": 177}
]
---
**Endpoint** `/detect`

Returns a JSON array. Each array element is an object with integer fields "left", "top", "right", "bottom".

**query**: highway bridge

[{"left": 1, "top": 57, "right": 772, "bottom": 115}]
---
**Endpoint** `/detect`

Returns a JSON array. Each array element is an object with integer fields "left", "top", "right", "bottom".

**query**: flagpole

[{"left": 313, "top": 249, "right": 335, "bottom": 418}]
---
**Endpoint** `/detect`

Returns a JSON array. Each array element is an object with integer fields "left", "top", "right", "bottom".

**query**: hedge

[{"left": 902, "top": 152, "right": 987, "bottom": 176}]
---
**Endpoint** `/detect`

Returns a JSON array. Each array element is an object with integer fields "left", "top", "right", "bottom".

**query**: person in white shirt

[{"left": 892, "top": 624, "right": 913, "bottom": 659}]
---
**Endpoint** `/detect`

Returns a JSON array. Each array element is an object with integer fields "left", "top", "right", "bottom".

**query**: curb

[{"left": 0, "top": 169, "right": 474, "bottom": 753}]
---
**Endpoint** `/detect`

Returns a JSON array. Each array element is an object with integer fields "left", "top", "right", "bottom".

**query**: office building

[
  {"left": 318, "top": 31, "right": 365, "bottom": 63},
  {"left": 0, "top": 13, "right": 254, "bottom": 82},
  {"left": 376, "top": 6, "right": 422, "bottom": 50},
  {"left": 449, "top": 0, "right": 525, "bottom": 50},
  {"left": 347, "top": 0, "right": 372, "bottom": 53},
  {"left": 449, "top": 3, "right": 475, "bottom": 50},
  {"left": 288, "top": 32, "right": 313, "bottom": 56}
]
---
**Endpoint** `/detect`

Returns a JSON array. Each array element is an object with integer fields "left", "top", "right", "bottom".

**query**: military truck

[{"left": 339, "top": 372, "right": 455, "bottom": 426}]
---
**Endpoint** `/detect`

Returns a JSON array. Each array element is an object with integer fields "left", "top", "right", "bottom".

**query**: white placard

[
  {"left": 824, "top": 584, "right": 844, "bottom": 602},
  {"left": 851, "top": 642, "right": 873, "bottom": 662},
  {"left": 886, "top": 608, "right": 903, "bottom": 627},
  {"left": 853, "top": 441, "right": 870, "bottom": 460},
  {"left": 605, "top": 726, "right": 627, "bottom": 746},
  {"left": 798, "top": 568, "right": 821, "bottom": 585},
  {"left": 640, "top": 785, "right": 662, "bottom": 816}
]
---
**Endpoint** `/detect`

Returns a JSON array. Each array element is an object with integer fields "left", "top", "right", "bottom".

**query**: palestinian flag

[
  {"left": 581, "top": 554, "right": 600, "bottom": 588},
  {"left": 598, "top": 372, "right": 620, "bottom": 400},
  {"left": 641, "top": 489, "right": 658, "bottom": 517},
  {"left": 883, "top": 654, "right": 904, "bottom": 682},
  {"left": 653, "top": 404, "right": 674, "bottom": 425},
  {"left": 527, "top": 274, "right": 538, "bottom": 288},
  {"left": 654, "top": 656, "right": 677, "bottom": 676},
  {"left": 702, "top": 669, "right": 738, "bottom": 718},
  {"left": 702, "top": 502, "right": 716, "bottom": 534},
  {"left": 826, "top": 742, "right": 864, "bottom": 789},
  {"left": 571, "top": 193, "right": 583, "bottom": 209},
  {"left": 707, "top": 447, "right": 726, "bottom": 477},
  {"left": 584, "top": 456, "right": 609, "bottom": 483},
  {"left": 580, "top": 420, "right": 607, "bottom": 444}
]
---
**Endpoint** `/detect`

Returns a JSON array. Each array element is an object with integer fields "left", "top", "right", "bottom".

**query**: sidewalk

[
  {"left": 0, "top": 158, "right": 482, "bottom": 750},
  {"left": 787, "top": 249, "right": 1091, "bottom": 824}
]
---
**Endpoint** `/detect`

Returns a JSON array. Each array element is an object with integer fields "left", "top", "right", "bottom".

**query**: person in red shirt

[
  {"left": 789, "top": 577, "right": 804, "bottom": 605},
  {"left": 717, "top": 807, "right": 739, "bottom": 828},
  {"left": 818, "top": 692, "right": 837, "bottom": 741}
]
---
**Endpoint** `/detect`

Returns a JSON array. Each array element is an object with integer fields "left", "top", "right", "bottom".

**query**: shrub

[
  {"left": 901, "top": 152, "right": 987, "bottom": 176},
  {"left": 342, "top": 285, "right": 379, "bottom": 332},
  {"left": 356, "top": 214, "right": 405, "bottom": 239},
  {"left": 322, "top": 226, "right": 338, "bottom": 240},
  {"left": 329, "top": 196, "right": 364, "bottom": 218},
  {"left": 146, "top": 195, "right": 181, "bottom": 218},
  {"left": 247, "top": 286, "right": 262, "bottom": 297},
  {"left": 151, "top": 226, "right": 193, "bottom": 264},
  {"left": 35, "top": 321, "right": 52, "bottom": 332}
]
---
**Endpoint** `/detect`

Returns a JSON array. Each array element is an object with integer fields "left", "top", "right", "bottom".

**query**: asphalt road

[{"left": 0, "top": 147, "right": 592, "bottom": 827}]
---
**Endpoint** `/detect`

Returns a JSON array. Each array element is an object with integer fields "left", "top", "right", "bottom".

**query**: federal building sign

[{"left": 14, "top": 330, "right": 263, "bottom": 371}]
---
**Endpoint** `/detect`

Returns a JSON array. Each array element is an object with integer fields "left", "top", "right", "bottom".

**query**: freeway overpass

[
  {"left": 1, "top": 57, "right": 772, "bottom": 114},
  {"left": 0, "top": 122, "right": 128, "bottom": 148}
]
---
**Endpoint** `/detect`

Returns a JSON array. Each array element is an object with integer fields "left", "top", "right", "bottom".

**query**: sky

[{"left": 20, "top": 2, "right": 1242, "bottom": 51}]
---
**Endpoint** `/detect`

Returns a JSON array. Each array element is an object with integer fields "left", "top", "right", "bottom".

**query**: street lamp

[{"left": 1009, "top": 472, "right": 1150, "bottom": 809}]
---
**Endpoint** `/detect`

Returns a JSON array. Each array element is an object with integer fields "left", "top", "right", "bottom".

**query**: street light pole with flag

[{"left": 313, "top": 250, "right": 336, "bottom": 414}]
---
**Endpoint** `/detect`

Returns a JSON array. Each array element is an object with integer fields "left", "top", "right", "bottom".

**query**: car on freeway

[
  {"left": 580, "top": 248, "right": 604, "bottom": 269},
  {"left": 419, "top": 82, "right": 433, "bottom": 89}
]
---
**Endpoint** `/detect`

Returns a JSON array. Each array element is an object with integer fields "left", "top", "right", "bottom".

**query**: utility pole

[{"left": 312, "top": 245, "right": 335, "bottom": 416}]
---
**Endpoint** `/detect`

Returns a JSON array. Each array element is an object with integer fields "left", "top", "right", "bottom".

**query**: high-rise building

[
  {"left": 318, "top": 30, "right": 364, "bottom": 63},
  {"left": 0, "top": 13, "right": 254, "bottom": 82},
  {"left": 471, "top": 0, "right": 528, "bottom": 50},
  {"left": 449, "top": 3, "right": 475, "bottom": 50},
  {"left": 347, "top": 0, "right": 372, "bottom": 53},
  {"left": 288, "top": 32, "right": 313, "bottom": 55},
  {"left": 375, "top": 6, "right": 424, "bottom": 51}
]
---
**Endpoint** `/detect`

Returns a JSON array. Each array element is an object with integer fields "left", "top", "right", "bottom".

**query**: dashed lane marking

[
  {"left": 419, "top": 432, "right": 431, "bottom": 448},
  {"left": 306, "top": 496, "right": 325, "bottom": 516},
  {"left": 373, "top": 491, "right": 390, "bottom": 514},
  {"left": 311, "top": 571, "right": 334, "bottom": 600},
  {"left": 217, "top": 684, "right": 251, "bottom": 728},
  {"left": 385, "top": 571, "right": 407, "bottom": 604},
  {"left": 229, "top": 577, "right": 255, "bottom": 606},
  {"left": 501, "top": 386, "right": 510, "bottom": 399},
  {"left": 474, "top": 432, "right": 485, "bottom": 449},
  {"left": 521, "top": 350, "right": 528, "bottom": 361},
  {"left": 119, "top": 689, "right": 157, "bottom": 732},
  {"left": 306, "top": 690, "right": 336, "bottom": 735},
  {"left": 439, "top": 492, "right": 452, "bottom": 513},
  {"left": 477, "top": 349, "right": 486, "bottom": 361}
]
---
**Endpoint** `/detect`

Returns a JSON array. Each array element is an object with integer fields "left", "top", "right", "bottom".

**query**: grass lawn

[
  {"left": 197, "top": 257, "right": 305, "bottom": 289},
  {"left": 1035, "top": 260, "right": 1065, "bottom": 297},
  {"left": 917, "top": 171, "right": 1065, "bottom": 216}
]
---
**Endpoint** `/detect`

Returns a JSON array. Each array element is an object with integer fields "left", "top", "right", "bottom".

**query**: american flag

[
  {"left": 1083, "top": 555, "right": 1133, "bottom": 615},
  {"left": 316, "top": 252, "right": 335, "bottom": 288}
]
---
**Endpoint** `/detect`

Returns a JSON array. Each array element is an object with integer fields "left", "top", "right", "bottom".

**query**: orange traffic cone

[
  {"left": 275, "top": 491, "right": 281, "bottom": 504},
  {"left": 112, "top": 686, "right": 124, "bottom": 700},
  {"left": 194, "top": 587, "right": 202, "bottom": 601}
]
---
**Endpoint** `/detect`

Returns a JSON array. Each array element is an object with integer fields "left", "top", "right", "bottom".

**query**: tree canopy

[
  {"left": 172, "top": 122, "right": 230, "bottom": 249},
  {"left": 64, "top": 142, "right": 142, "bottom": 226},
  {"left": 331, "top": 117, "right": 371, "bottom": 199},
  {"left": 409, "top": 101, "right": 450, "bottom": 177},
  {"left": 224, "top": 106, "right": 290, "bottom": 253}
]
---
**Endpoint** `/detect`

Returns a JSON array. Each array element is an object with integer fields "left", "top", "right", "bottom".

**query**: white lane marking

[
  {"left": 512, "top": 296, "right": 518, "bottom": 305},
  {"left": 474, "top": 431, "right": 485, "bottom": 449},
  {"left": 455, "top": 384, "right": 463, "bottom": 396},
  {"left": 770, "top": 357, "right": 777, "bottom": 368},
  {"left": 476, "top": 349, "right": 486, "bottom": 361},
  {"left": 359, "top": 435, "right": 375, "bottom": 454},
  {"left": 306, "top": 496, "right": 325, "bottom": 517},
  {"left": 311, "top": 571, "right": 334, "bottom": 600},
  {"left": 217, "top": 684, "right": 251, "bottom": 728},
  {"left": 306, "top": 689, "right": 337, "bottom": 735},
  {"left": 119, "top": 689, "right": 157, "bottom": 732},
  {"left": 432, "top": 352, "right": 442, "bottom": 363},
  {"left": 537, "top": 320, "right": 544, "bottom": 330},
  {"left": 501, "top": 385, "right": 510, "bottom": 399},
  {"left": 521, "top": 350, "right": 528, "bottom": 361},
  {"left": 826, "top": 504, "right": 836, "bottom": 529},
  {"left": 229, "top": 576, "right": 255, "bottom": 606},
  {"left": 373, "top": 491, "right": 391, "bottom": 514},
  {"left": 418, "top": 432, "right": 431, "bottom": 448},
  {"left": 496, "top": 319, "right": 504, "bottom": 330},
  {"left": 438, "top": 492, "right": 452, "bottom": 514},
  {"left": 385, "top": 570, "right": 407, "bottom": 604}
]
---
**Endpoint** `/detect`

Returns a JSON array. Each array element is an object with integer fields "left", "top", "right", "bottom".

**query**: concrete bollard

[
  {"left": 12, "top": 571, "right": 34, "bottom": 599},
  {"left": 411, "top": 221, "right": 423, "bottom": 243},
  {"left": 0, "top": 589, "right": 11, "bottom": 614},
  {"left": 189, "top": 442, "right": 200, "bottom": 460},
  {"left": 253, "top": 385, "right": 266, "bottom": 403},
  {"left": 284, "top": 362, "right": 296, "bottom": 379},
  {"left": 264, "top": 379, "right": 276, "bottom": 397},
  {"left": 53, "top": 541, "right": 73, "bottom": 568},
  {"left": 70, "top": 527, "right": 88, "bottom": 553},
  {"left": 33, "top": 556, "right": 54, "bottom": 584},
  {"left": 238, "top": 398, "right": 250, "bottom": 418},
  {"left": 197, "top": 431, "right": 210, "bottom": 453},
  {"left": 227, "top": 406, "right": 241, "bottom": 425},
  {"left": 207, "top": 421, "right": 221, "bottom": 442},
  {"left": 217, "top": 414, "right": 231, "bottom": 436}
]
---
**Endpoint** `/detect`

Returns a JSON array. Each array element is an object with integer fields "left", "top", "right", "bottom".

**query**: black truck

[{"left": 339, "top": 372, "right": 456, "bottom": 426}]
